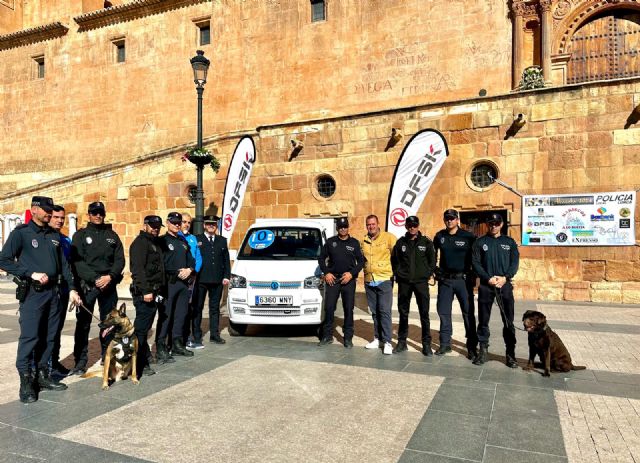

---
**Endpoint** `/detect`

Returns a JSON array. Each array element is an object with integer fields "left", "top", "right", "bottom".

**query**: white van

[{"left": 227, "top": 219, "right": 333, "bottom": 335}]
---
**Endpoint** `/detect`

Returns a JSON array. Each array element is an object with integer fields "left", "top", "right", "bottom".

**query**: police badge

[
  {"left": 86, "top": 237, "right": 93, "bottom": 244},
  {"left": 31, "top": 239, "right": 39, "bottom": 248},
  {"left": 168, "top": 243, "right": 175, "bottom": 251}
]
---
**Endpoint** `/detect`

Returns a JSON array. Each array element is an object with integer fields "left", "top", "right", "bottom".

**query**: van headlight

[
  {"left": 304, "top": 275, "right": 324, "bottom": 289},
  {"left": 230, "top": 274, "right": 246, "bottom": 289}
]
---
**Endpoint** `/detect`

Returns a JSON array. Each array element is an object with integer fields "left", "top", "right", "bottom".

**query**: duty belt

[{"left": 441, "top": 272, "right": 466, "bottom": 279}]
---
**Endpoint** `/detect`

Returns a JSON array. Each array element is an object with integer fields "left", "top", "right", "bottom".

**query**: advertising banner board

[
  {"left": 220, "top": 136, "right": 256, "bottom": 240},
  {"left": 522, "top": 191, "right": 636, "bottom": 246}
]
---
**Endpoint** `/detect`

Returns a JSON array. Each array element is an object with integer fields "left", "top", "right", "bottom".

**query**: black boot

[
  {"left": 393, "top": 340, "right": 408, "bottom": 353},
  {"left": 19, "top": 372, "right": 37, "bottom": 403},
  {"left": 156, "top": 341, "right": 176, "bottom": 364},
  {"left": 421, "top": 344, "right": 433, "bottom": 356},
  {"left": 37, "top": 369, "right": 68, "bottom": 391},
  {"left": 172, "top": 339, "right": 194, "bottom": 357},
  {"left": 505, "top": 347, "right": 518, "bottom": 369},
  {"left": 467, "top": 345, "right": 478, "bottom": 360},
  {"left": 473, "top": 344, "right": 488, "bottom": 365}
]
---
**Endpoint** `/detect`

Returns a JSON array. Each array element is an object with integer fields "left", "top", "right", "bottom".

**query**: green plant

[
  {"left": 518, "top": 66, "right": 545, "bottom": 90},
  {"left": 181, "top": 147, "right": 220, "bottom": 172}
]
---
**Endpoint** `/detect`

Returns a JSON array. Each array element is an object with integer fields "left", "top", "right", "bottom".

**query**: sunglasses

[{"left": 89, "top": 211, "right": 105, "bottom": 217}]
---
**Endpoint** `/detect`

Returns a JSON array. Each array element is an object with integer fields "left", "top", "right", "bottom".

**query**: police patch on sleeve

[{"left": 31, "top": 239, "right": 38, "bottom": 248}]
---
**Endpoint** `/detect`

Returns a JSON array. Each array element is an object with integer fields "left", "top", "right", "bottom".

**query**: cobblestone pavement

[{"left": 0, "top": 280, "right": 638, "bottom": 463}]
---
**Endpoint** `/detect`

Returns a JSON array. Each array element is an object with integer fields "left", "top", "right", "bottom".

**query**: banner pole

[{"left": 488, "top": 173, "right": 523, "bottom": 197}]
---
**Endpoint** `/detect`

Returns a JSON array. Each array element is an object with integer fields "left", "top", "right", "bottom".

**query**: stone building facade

[{"left": 0, "top": 0, "right": 639, "bottom": 303}]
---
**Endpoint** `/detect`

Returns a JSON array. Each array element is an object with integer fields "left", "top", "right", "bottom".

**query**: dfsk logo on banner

[
  {"left": 220, "top": 136, "right": 256, "bottom": 239},
  {"left": 386, "top": 129, "right": 449, "bottom": 237}
]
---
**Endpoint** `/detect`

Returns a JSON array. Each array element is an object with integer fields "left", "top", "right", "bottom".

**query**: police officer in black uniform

[
  {"left": 392, "top": 215, "right": 436, "bottom": 356},
  {"left": 471, "top": 213, "right": 520, "bottom": 368},
  {"left": 433, "top": 209, "right": 478, "bottom": 359},
  {"left": 130, "top": 215, "right": 166, "bottom": 375},
  {"left": 194, "top": 215, "right": 231, "bottom": 344},
  {"left": 0, "top": 196, "right": 82, "bottom": 403},
  {"left": 69, "top": 201, "right": 125, "bottom": 375},
  {"left": 318, "top": 217, "right": 364, "bottom": 348},
  {"left": 156, "top": 212, "right": 195, "bottom": 358}
]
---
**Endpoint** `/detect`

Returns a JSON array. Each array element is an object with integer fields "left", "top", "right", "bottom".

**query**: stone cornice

[
  {"left": 0, "top": 22, "right": 69, "bottom": 51},
  {"left": 73, "top": 0, "right": 211, "bottom": 32}
]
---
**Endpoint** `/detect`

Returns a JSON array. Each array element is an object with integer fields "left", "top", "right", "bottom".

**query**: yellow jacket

[{"left": 360, "top": 231, "right": 396, "bottom": 283}]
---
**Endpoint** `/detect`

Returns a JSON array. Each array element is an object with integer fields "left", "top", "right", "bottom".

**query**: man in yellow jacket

[{"left": 360, "top": 214, "right": 397, "bottom": 355}]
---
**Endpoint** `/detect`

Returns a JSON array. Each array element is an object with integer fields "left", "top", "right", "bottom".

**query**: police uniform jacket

[
  {"left": 0, "top": 221, "right": 75, "bottom": 289},
  {"left": 318, "top": 235, "right": 364, "bottom": 278},
  {"left": 360, "top": 231, "right": 396, "bottom": 283},
  {"left": 433, "top": 228, "right": 475, "bottom": 274},
  {"left": 129, "top": 231, "right": 165, "bottom": 295},
  {"left": 161, "top": 233, "right": 196, "bottom": 277},
  {"left": 391, "top": 232, "right": 436, "bottom": 284},
  {"left": 471, "top": 234, "right": 519, "bottom": 285},
  {"left": 196, "top": 234, "right": 231, "bottom": 284},
  {"left": 71, "top": 223, "right": 125, "bottom": 284}
]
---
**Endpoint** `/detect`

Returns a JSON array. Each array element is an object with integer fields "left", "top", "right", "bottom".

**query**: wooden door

[{"left": 566, "top": 11, "right": 640, "bottom": 84}]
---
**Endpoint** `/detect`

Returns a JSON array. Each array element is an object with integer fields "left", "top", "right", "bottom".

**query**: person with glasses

[
  {"left": 69, "top": 201, "right": 125, "bottom": 375},
  {"left": 318, "top": 217, "right": 364, "bottom": 348},
  {"left": 194, "top": 215, "right": 230, "bottom": 345},
  {"left": 433, "top": 209, "right": 478, "bottom": 359},
  {"left": 471, "top": 213, "right": 519, "bottom": 368},
  {"left": 391, "top": 215, "right": 436, "bottom": 356}
]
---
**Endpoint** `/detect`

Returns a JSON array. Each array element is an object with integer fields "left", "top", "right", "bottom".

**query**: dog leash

[
  {"left": 493, "top": 286, "right": 526, "bottom": 332},
  {"left": 68, "top": 300, "right": 102, "bottom": 323}
]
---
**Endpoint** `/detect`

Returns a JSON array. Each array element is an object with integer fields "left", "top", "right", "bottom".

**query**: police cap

[
  {"left": 167, "top": 212, "right": 182, "bottom": 225},
  {"left": 486, "top": 213, "right": 504, "bottom": 224},
  {"left": 405, "top": 215, "right": 420, "bottom": 227},
  {"left": 443, "top": 209, "right": 459, "bottom": 220},
  {"left": 144, "top": 215, "right": 164, "bottom": 227},
  {"left": 31, "top": 196, "right": 54, "bottom": 213},
  {"left": 203, "top": 215, "right": 220, "bottom": 224},
  {"left": 88, "top": 201, "right": 106, "bottom": 215},
  {"left": 336, "top": 217, "right": 349, "bottom": 229}
]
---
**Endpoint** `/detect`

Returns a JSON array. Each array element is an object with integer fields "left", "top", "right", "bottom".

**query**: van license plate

[{"left": 255, "top": 296, "right": 293, "bottom": 306}]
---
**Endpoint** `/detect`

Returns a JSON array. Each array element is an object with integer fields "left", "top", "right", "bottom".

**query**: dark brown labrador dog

[{"left": 522, "top": 310, "right": 586, "bottom": 377}]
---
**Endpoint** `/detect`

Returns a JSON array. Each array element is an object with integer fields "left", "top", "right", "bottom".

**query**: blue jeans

[{"left": 365, "top": 280, "right": 393, "bottom": 343}]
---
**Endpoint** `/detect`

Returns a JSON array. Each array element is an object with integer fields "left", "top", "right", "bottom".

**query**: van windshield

[{"left": 238, "top": 227, "right": 322, "bottom": 260}]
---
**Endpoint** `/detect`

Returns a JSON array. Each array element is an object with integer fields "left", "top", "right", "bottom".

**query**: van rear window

[{"left": 238, "top": 227, "right": 322, "bottom": 260}]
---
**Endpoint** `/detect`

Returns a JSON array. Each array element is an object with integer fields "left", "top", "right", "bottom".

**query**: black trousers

[
  {"left": 51, "top": 288, "right": 69, "bottom": 366},
  {"left": 397, "top": 280, "right": 431, "bottom": 346},
  {"left": 436, "top": 277, "right": 478, "bottom": 348},
  {"left": 156, "top": 280, "right": 189, "bottom": 344},
  {"left": 73, "top": 285, "right": 118, "bottom": 368},
  {"left": 16, "top": 287, "right": 61, "bottom": 373},
  {"left": 322, "top": 279, "right": 356, "bottom": 341},
  {"left": 133, "top": 297, "right": 157, "bottom": 373},
  {"left": 477, "top": 282, "right": 516, "bottom": 355},
  {"left": 193, "top": 282, "right": 224, "bottom": 340}
]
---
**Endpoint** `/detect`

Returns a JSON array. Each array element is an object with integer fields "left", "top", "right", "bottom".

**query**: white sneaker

[
  {"left": 383, "top": 342, "right": 393, "bottom": 355},
  {"left": 365, "top": 338, "right": 381, "bottom": 349}
]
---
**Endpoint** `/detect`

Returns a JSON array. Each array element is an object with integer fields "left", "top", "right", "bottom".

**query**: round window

[
  {"left": 316, "top": 175, "right": 336, "bottom": 199},
  {"left": 468, "top": 161, "right": 498, "bottom": 191}
]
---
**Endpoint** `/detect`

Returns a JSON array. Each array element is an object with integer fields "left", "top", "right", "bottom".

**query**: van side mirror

[{"left": 229, "top": 249, "right": 238, "bottom": 261}]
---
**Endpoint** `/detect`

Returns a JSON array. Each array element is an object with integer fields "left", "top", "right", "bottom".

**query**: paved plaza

[{"left": 0, "top": 280, "right": 638, "bottom": 463}]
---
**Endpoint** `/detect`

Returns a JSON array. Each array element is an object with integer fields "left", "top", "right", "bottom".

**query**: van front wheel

[{"left": 228, "top": 321, "right": 248, "bottom": 336}]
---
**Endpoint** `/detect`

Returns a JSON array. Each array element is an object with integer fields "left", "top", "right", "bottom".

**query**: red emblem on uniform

[{"left": 390, "top": 208, "right": 408, "bottom": 227}]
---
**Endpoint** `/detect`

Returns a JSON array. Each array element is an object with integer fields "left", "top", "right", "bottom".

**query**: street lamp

[{"left": 190, "top": 49, "right": 210, "bottom": 235}]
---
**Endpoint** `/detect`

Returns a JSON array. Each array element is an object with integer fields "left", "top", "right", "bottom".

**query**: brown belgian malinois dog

[{"left": 82, "top": 303, "right": 139, "bottom": 390}]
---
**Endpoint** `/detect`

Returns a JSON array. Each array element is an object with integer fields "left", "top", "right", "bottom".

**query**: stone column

[
  {"left": 512, "top": 1, "right": 526, "bottom": 89},
  {"left": 540, "top": 0, "right": 553, "bottom": 83}
]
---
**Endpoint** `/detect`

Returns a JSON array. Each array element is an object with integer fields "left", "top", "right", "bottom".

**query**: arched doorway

[{"left": 566, "top": 10, "right": 640, "bottom": 84}]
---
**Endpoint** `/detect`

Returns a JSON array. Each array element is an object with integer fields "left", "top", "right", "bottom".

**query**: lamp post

[{"left": 190, "top": 49, "right": 210, "bottom": 235}]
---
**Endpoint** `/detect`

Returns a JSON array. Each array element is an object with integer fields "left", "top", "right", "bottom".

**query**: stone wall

[
  {"left": 1, "top": 79, "right": 639, "bottom": 303},
  {"left": 0, "top": 0, "right": 512, "bottom": 193}
]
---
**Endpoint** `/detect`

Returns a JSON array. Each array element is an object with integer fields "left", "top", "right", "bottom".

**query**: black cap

[
  {"left": 88, "top": 201, "right": 106, "bottom": 214},
  {"left": 336, "top": 217, "right": 349, "bottom": 229},
  {"left": 31, "top": 196, "right": 54, "bottom": 213},
  {"left": 144, "top": 215, "right": 164, "bottom": 227},
  {"left": 486, "top": 213, "right": 504, "bottom": 224},
  {"left": 405, "top": 215, "right": 420, "bottom": 227},
  {"left": 443, "top": 209, "right": 459, "bottom": 219},
  {"left": 203, "top": 215, "right": 220, "bottom": 224},
  {"left": 167, "top": 212, "right": 182, "bottom": 224}
]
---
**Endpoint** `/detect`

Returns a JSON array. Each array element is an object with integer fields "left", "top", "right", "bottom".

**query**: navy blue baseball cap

[
  {"left": 88, "top": 201, "right": 106, "bottom": 215},
  {"left": 31, "top": 196, "right": 54, "bottom": 213},
  {"left": 487, "top": 213, "right": 504, "bottom": 224},
  {"left": 336, "top": 217, "right": 349, "bottom": 229},
  {"left": 167, "top": 212, "right": 182, "bottom": 224},
  {"left": 144, "top": 215, "right": 164, "bottom": 227},
  {"left": 405, "top": 215, "right": 420, "bottom": 227},
  {"left": 443, "top": 209, "right": 459, "bottom": 219}
]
